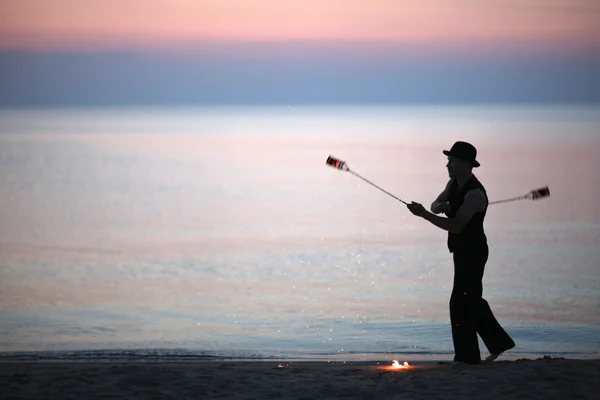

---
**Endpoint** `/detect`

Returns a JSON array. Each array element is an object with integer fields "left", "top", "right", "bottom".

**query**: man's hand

[
  {"left": 431, "top": 201, "right": 452, "bottom": 215},
  {"left": 441, "top": 202, "right": 452, "bottom": 215},
  {"left": 407, "top": 201, "right": 427, "bottom": 217}
]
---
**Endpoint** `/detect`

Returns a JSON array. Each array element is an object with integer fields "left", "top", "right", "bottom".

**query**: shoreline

[{"left": 2, "top": 350, "right": 599, "bottom": 362}]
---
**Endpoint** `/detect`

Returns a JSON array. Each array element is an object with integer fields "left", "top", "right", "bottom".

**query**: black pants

[{"left": 450, "top": 244, "right": 515, "bottom": 364}]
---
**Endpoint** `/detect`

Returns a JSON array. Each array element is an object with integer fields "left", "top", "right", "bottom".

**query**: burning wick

[{"left": 392, "top": 360, "right": 410, "bottom": 369}]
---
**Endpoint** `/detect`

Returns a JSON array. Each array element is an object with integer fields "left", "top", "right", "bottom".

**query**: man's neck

[{"left": 456, "top": 172, "right": 474, "bottom": 189}]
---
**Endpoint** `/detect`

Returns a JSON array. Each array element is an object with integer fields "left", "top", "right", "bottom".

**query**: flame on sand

[{"left": 392, "top": 360, "right": 410, "bottom": 369}]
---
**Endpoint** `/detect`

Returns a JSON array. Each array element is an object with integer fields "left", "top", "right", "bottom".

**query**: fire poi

[{"left": 326, "top": 155, "right": 550, "bottom": 206}]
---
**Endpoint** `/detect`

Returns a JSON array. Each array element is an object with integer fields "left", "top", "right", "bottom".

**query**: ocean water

[{"left": 0, "top": 104, "right": 599, "bottom": 361}]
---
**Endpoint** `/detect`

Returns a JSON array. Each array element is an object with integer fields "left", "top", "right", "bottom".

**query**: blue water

[{"left": 0, "top": 104, "right": 599, "bottom": 361}]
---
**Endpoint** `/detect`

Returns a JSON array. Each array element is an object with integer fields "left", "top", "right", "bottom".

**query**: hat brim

[{"left": 443, "top": 150, "right": 480, "bottom": 168}]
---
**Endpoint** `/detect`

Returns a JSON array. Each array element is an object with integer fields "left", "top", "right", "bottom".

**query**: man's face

[{"left": 446, "top": 156, "right": 471, "bottom": 177}]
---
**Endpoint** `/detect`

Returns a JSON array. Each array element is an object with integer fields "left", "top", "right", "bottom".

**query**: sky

[{"left": 1, "top": 0, "right": 600, "bottom": 105}]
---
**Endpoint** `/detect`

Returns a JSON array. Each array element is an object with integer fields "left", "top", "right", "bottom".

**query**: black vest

[{"left": 446, "top": 175, "right": 488, "bottom": 253}]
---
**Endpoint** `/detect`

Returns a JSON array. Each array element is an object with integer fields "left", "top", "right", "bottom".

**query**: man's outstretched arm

[{"left": 420, "top": 211, "right": 459, "bottom": 232}]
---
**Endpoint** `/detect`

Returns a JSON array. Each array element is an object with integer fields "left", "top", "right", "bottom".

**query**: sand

[{"left": 2, "top": 357, "right": 599, "bottom": 399}]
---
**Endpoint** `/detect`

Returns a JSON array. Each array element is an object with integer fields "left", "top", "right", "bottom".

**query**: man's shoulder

[
  {"left": 464, "top": 188, "right": 487, "bottom": 210},
  {"left": 466, "top": 187, "right": 485, "bottom": 196}
]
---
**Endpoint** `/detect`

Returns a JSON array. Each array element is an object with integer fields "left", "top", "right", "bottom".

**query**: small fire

[{"left": 392, "top": 360, "right": 410, "bottom": 369}]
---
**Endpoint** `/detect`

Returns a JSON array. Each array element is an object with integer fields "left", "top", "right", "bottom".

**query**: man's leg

[
  {"left": 450, "top": 291, "right": 481, "bottom": 364},
  {"left": 471, "top": 246, "right": 516, "bottom": 360},
  {"left": 450, "top": 251, "right": 482, "bottom": 364},
  {"left": 476, "top": 299, "right": 515, "bottom": 358}
]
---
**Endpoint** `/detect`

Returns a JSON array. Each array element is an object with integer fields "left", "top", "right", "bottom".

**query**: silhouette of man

[{"left": 407, "top": 141, "right": 515, "bottom": 365}]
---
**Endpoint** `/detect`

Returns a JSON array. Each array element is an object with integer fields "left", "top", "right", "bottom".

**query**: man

[{"left": 407, "top": 141, "right": 515, "bottom": 365}]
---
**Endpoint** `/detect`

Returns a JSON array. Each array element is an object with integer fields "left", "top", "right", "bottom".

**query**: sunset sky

[
  {"left": 1, "top": 0, "right": 600, "bottom": 105},
  {"left": 3, "top": 0, "right": 600, "bottom": 48}
]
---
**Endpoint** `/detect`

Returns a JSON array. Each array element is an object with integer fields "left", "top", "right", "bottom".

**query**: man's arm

[
  {"left": 430, "top": 178, "right": 454, "bottom": 214},
  {"left": 421, "top": 189, "right": 487, "bottom": 233}
]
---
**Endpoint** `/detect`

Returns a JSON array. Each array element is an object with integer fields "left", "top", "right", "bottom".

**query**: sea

[{"left": 0, "top": 104, "right": 599, "bottom": 362}]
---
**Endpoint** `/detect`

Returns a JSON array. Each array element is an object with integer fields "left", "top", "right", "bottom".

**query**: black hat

[{"left": 443, "top": 141, "right": 480, "bottom": 168}]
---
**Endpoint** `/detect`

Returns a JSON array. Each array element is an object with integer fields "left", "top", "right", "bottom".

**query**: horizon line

[
  {"left": 2, "top": 37, "right": 600, "bottom": 54},
  {"left": 2, "top": 100, "right": 600, "bottom": 111}
]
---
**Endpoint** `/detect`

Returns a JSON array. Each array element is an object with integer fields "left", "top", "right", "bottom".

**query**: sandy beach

[{"left": 2, "top": 357, "right": 599, "bottom": 399}]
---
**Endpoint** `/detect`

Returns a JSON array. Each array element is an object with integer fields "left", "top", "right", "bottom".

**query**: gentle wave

[{"left": 1, "top": 348, "right": 599, "bottom": 362}]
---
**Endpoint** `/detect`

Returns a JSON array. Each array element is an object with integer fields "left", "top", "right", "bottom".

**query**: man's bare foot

[
  {"left": 485, "top": 343, "right": 515, "bottom": 363},
  {"left": 484, "top": 352, "right": 502, "bottom": 363}
]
